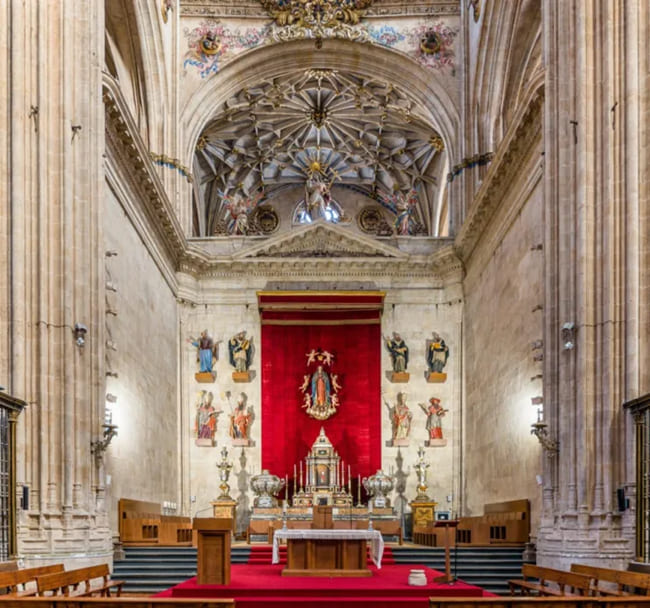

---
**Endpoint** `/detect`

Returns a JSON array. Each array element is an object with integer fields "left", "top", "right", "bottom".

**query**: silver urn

[
  {"left": 363, "top": 469, "right": 394, "bottom": 509},
  {"left": 250, "top": 469, "right": 285, "bottom": 508}
]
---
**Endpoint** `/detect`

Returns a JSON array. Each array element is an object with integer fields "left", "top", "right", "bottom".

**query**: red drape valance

[{"left": 259, "top": 292, "right": 383, "bottom": 482}]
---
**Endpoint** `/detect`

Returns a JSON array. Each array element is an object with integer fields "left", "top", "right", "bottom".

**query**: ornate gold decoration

[
  {"left": 429, "top": 134, "right": 445, "bottom": 151},
  {"left": 196, "top": 135, "right": 208, "bottom": 151},
  {"left": 261, "top": 0, "right": 373, "bottom": 28}
]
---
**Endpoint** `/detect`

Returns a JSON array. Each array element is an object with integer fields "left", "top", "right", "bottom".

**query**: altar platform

[{"left": 156, "top": 557, "right": 488, "bottom": 608}]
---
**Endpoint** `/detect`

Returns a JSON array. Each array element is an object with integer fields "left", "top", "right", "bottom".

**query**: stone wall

[
  {"left": 462, "top": 177, "right": 544, "bottom": 529},
  {"left": 103, "top": 188, "right": 180, "bottom": 519}
]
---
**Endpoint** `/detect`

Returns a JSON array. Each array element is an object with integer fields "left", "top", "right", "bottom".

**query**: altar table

[{"left": 273, "top": 528, "right": 384, "bottom": 577}]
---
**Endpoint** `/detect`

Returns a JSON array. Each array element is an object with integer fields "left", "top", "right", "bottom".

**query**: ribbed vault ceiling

[{"left": 192, "top": 69, "right": 447, "bottom": 236}]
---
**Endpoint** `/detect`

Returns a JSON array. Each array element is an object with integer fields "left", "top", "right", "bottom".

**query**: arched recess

[
  {"left": 473, "top": 0, "right": 542, "bottom": 152},
  {"left": 105, "top": 0, "right": 172, "bottom": 152},
  {"left": 178, "top": 38, "right": 461, "bottom": 237}
]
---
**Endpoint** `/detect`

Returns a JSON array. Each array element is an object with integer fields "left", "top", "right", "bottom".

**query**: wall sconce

[
  {"left": 91, "top": 402, "right": 118, "bottom": 457},
  {"left": 530, "top": 410, "right": 558, "bottom": 454},
  {"left": 562, "top": 322, "right": 576, "bottom": 350},
  {"left": 74, "top": 323, "right": 88, "bottom": 347},
  {"left": 90, "top": 422, "right": 118, "bottom": 457}
]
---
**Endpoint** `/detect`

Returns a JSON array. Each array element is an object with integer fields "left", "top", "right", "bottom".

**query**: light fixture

[
  {"left": 562, "top": 322, "right": 576, "bottom": 350},
  {"left": 74, "top": 323, "right": 88, "bottom": 347},
  {"left": 530, "top": 409, "right": 558, "bottom": 454},
  {"left": 91, "top": 401, "right": 118, "bottom": 457}
]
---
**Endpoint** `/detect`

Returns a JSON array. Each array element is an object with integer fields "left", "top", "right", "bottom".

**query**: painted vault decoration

[{"left": 300, "top": 348, "right": 342, "bottom": 420}]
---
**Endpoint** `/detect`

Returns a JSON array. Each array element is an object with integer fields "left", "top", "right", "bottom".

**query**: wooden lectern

[
  {"left": 193, "top": 518, "right": 232, "bottom": 585},
  {"left": 433, "top": 519, "right": 459, "bottom": 584}
]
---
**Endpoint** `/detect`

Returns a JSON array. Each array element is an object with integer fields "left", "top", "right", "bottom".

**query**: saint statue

[
  {"left": 311, "top": 365, "right": 332, "bottom": 408},
  {"left": 384, "top": 332, "right": 409, "bottom": 372},
  {"left": 188, "top": 330, "right": 218, "bottom": 374},
  {"left": 419, "top": 397, "right": 448, "bottom": 441},
  {"left": 385, "top": 392, "right": 412, "bottom": 445},
  {"left": 194, "top": 391, "right": 220, "bottom": 446},
  {"left": 229, "top": 330, "right": 252, "bottom": 372},
  {"left": 427, "top": 332, "right": 450, "bottom": 373},
  {"left": 229, "top": 391, "right": 253, "bottom": 445}
]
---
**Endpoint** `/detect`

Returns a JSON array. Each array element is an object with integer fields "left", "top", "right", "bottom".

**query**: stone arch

[{"left": 178, "top": 39, "right": 461, "bottom": 235}]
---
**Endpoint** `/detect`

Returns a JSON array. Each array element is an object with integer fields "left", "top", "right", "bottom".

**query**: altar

[{"left": 273, "top": 528, "right": 384, "bottom": 577}]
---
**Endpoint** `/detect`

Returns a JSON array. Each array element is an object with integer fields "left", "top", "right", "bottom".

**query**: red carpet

[{"left": 156, "top": 562, "right": 486, "bottom": 608}]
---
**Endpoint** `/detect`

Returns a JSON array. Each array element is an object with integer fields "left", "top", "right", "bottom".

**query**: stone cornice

[
  {"left": 102, "top": 74, "right": 187, "bottom": 270},
  {"left": 179, "top": 244, "right": 462, "bottom": 285},
  {"left": 454, "top": 83, "right": 545, "bottom": 263},
  {"left": 180, "top": 0, "right": 459, "bottom": 18}
]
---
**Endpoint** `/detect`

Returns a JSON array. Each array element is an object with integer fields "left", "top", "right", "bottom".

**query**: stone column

[
  {"left": 539, "top": 0, "right": 647, "bottom": 568},
  {"left": 1, "top": 0, "right": 110, "bottom": 561}
]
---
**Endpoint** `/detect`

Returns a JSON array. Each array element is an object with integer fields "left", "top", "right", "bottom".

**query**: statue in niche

[
  {"left": 419, "top": 397, "right": 448, "bottom": 447},
  {"left": 188, "top": 330, "right": 219, "bottom": 382},
  {"left": 229, "top": 330, "right": 253, "bottom": 382},
  {"left": 426, "top": 332, "right": 449, "bottom": 383},
  {"left": 384, "top": 392, "right": 412, "bottom": 447},
  {"left": 194, "top": 390, "right": 220, "bottom": 447},
  {"left": 384, "top": 332, "right": 409, "bottom": 382},
  {"left": 228, "top": 391, "right": 253, "bottom": 447}
]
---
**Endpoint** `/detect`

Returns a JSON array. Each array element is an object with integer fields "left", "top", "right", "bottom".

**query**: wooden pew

[
  {"left": 570, "top": 564, "right": 650, "bottom": 596},
  {"left": 36, "top": 564, "right": 124, "bottom": 597},
  {"left": 0, "top": 565, "right": 65, "bottom": 597},
  {"left": 508, "top": 564, "right": 594, "bottom": 596},
  {"left": 0, "top": 598, "right": 236, "bottom": 608}
]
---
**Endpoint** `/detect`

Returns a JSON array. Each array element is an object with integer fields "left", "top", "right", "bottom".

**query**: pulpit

[
  {"left": 433, "top": 519, "right": 459, "bottom": 584},
  {"left": 193, "top": 518, "right": 231, "bottom": 584}
]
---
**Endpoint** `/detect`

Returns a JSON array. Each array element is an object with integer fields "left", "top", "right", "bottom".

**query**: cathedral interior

[{"left": 0, "top": 0, "right": 648, "bottom": 580}]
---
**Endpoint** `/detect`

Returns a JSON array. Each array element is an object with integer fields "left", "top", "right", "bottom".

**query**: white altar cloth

[{"left": 272, "top": 528, "right": 385, "bottom": 568}]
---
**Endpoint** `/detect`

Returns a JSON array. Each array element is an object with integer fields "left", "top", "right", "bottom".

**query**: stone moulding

[
  {"left": 180, "top": 0, "right": 460, "bottom": 18},
  {"left": 454, "top": 84, "right": 545, "bottom": 264},
  {"left": 103, "top": 74, "right": 187, "bottom": 269}
]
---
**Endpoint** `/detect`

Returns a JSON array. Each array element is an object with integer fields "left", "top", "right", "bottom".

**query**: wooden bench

[
  {"left": 0, "top": 564, "right": 65, "bottom": 597},
  {"left": 509, "top": 564, "right": 594, "bottom": 596},
  {"left": 36, "top": 564, "right": 124, "bottom": 597},
  {"left": 571, "top": 563, "right": 650, "bottom": 596}
]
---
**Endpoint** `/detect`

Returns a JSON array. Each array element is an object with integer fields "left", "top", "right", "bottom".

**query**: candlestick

[
  {"left": 348, "top": 465, "right": 351, "bottom": 494},
  {"left": 285, "top": 474, "right": 288, "bottom": 501},
  {"left": 357, "top": 474, "right": 361, "bottom": 505},
  {"left": 299, "top": 461, "right": 303, "bottom": 492}
]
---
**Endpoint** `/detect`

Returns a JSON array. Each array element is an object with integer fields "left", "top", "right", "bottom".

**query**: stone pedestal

[{"left": 232, "top": 371, "right": 250, "bottom": 382}]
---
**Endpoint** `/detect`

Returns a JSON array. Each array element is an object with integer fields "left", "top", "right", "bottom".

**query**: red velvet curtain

[{"left": 260, "top": 294, "right": 382, "bottom": 483}]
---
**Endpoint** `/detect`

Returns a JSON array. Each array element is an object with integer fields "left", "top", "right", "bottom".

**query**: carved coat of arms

[{"left": 299, "top": 348, "right": 342, "bottom": 420}]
